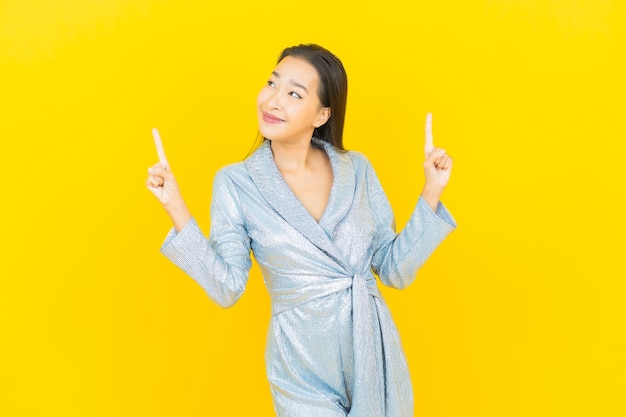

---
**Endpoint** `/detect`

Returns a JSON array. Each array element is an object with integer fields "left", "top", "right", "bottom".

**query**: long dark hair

[{"left": 278, "top": 44, "right": 348, "bottom": 151}]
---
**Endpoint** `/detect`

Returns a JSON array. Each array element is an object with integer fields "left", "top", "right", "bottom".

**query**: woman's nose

[{"left": 267, "top": 90, "right": 281, "bottom": 109}]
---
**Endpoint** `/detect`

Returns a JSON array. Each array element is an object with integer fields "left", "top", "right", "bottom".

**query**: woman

[{"left": 147, "top": 44, "right": 456, "bottom": 417}]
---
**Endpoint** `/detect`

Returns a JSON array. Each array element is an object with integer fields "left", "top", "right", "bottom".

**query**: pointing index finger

[
  {"left": 152, "top": 128, "right": 170, "bottom": 171},
  {"left": 425, "top": 112, "right": 434, "bottom": 158}
]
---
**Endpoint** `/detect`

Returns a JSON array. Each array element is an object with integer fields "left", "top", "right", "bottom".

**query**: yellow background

[{"left": 1, "top": 1, "right": 624, "bottom": 416}]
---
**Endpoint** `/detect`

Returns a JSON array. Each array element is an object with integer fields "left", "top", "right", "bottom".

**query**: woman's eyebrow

[{"left": 272, "top": 71, "right": 308, "bottom": 92}]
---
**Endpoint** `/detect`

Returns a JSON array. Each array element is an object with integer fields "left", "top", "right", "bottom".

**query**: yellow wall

[{"left": 1, "top": 1, "right": 624, "bottom": 416}]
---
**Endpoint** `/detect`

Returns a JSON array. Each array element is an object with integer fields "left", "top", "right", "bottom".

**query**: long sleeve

[
  {"left": 160, "top": 169, "right": 252, "bottom": 308},
  {"left": 367, "top": 162, "right": 456, "bottom": 289}
]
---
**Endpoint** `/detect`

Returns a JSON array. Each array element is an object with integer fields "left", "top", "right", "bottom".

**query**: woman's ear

[{"left": 314, "top": 107, "right": 331, "bottom": 128}]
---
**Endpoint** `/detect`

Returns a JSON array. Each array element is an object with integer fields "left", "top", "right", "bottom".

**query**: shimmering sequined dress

[{"left": 161, "top": 138, "right": 456, "bottom": 417}]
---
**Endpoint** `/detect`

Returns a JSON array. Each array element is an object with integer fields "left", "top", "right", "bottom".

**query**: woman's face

[{"left": 257, "top": 56, "right": 330, "bottom": 144}]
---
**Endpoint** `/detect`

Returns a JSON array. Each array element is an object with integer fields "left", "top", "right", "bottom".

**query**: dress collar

[{"left": 244, "top": 138, "right": 356, "bottom": 258}]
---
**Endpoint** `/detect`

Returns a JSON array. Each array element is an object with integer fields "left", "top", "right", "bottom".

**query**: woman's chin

[{"left": 258, "top": 126, "right": 279, "bottom": 142}]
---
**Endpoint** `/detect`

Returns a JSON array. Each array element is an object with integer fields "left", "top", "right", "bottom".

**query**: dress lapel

[
  {"left": 313, "top": 138, "right": 356, "bottom": 237},
  {"left": 245, "top": 139, "right": 355, "bottom": 268}
]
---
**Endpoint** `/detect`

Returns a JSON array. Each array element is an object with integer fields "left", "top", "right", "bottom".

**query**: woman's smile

[{"left": 262, "top": 111, "right": 284, "bottom": 124}]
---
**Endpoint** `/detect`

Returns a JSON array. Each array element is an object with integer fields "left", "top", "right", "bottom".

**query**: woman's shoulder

[
  {"left": 214, "top": 161, "right": 251, "bottom": 185},
  {"left": 216, "top": 160, "right": 247, "bottom": 175},
  {"left": 344, "top": 149, "right": 368, "bottom": 162},
  {"left": 343, "top": 149, "right": 374, "bottom": 172}
]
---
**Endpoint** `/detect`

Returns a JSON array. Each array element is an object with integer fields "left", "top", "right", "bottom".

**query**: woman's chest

[{"left": 241, "top": 185, "right": 377, "bottom": 271}]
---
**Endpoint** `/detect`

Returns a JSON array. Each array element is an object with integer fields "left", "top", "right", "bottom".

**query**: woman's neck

[{"left": 270, "top": 139, "right": 318, "bottom": 173}]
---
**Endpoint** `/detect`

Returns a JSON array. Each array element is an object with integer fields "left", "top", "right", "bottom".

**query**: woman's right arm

[{"left": 146, "top": 164, "right": 252, "bottom": 308}]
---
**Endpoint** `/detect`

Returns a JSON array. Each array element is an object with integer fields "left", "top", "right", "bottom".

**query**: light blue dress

[{"left": 161, "top": 138, "right": 456, "bottom": 416}]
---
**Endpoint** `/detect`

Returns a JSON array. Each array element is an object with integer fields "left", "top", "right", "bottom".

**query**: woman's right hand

[
  {"left": 146, "top": 129, "right": 192, "bottom": 231},
  {"left": 146, "top": 163, "right": 182, "bottom": 206}
]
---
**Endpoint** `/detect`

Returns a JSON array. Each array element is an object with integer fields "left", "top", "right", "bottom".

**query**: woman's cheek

[{"left": 257, "top": 86, "right": 271, "bottom": 108}]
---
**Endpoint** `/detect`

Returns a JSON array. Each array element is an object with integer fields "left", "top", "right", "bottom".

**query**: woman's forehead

[{"left": 273, "top": 56, "right": 319, "bottom": 87}]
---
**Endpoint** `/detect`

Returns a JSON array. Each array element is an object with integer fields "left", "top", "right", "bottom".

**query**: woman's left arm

[{"left": 371, "top": 113, "right": 456, "bottom": 289}]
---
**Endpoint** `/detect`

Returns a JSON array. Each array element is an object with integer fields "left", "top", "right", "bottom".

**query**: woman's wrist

[
  {"left": 420, "top": 183, "right": 444, "bottom": 212},
  {"left": 164, "top": 197, "right": 192, "bottom": 232}
]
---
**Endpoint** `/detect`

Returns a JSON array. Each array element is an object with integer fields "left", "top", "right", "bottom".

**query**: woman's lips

[{"left": 262, "top": 112, "right": 284, "bottom": 124}]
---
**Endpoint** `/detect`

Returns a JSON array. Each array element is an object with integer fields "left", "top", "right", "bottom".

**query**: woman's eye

[
  {"left": 267, "top": 80, "right": 276, "bottom": 88},
  {"left": 289, "top": 92, "right": 302, "bottom": 99}
]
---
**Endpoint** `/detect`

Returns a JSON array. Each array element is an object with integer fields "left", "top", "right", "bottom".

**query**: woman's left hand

[
  {"left": 423, "top": 113, "right": 452, "bottom": 188},
  {"left": 421, "top": 113, "right": 453, "bottom": 210}
]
